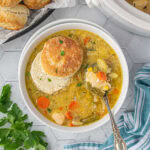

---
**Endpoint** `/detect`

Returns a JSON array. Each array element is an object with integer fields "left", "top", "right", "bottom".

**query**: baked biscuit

[
  {"left": 0, "top": 0, "right": 22, "bottom": 7},
  {"left": 23, "top": 0, "right": 51, "bottom": 9},
  {"left": 0, "top": 4, "right": 29, "bottom": 30},
  {"left": 41, "top": 36, "right": 83, "bottom": 78}
]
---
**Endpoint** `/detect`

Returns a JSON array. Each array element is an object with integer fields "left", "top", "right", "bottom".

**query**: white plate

[{"left": 19, "top": 19, "right": 129, "bottom": 133}]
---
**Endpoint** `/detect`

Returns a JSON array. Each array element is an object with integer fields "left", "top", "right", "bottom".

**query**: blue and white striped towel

[{"left": 64, "top": 63, "right": 150, "bottom": 150}]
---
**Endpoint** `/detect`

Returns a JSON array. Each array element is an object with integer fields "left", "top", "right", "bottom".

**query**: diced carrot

[
  {"left": 59, "top": 107, "right": 63, "bottom": 111},
  {"left": 113, "top": 88, "right": 119, "bottom": 95},
  {"left": 84, "top": 37, "right": 91, "bottom": 45},
  {"left": 65, "top": 111, "right": 73, "bottom": 120},
  {"left": 69, "top": 101, "right": 79, "bottom": 110},
  {"left": 69, "top": 122, "right": 74, "bottom": 127},
  {"left": 96, "top": 71, "right": 107, "bottom": 81},
  {"left": 37, "top": 96, "right": 50, "bottom": 109}
]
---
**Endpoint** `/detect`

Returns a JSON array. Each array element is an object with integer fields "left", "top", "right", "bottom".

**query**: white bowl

[{"left": 19, "top": 19, "right": 129, "bottom": 133}]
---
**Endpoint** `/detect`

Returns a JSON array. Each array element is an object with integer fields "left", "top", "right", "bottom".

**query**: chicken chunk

[{"left": 52, "top": 112, "right": 65, "bottom": 125}]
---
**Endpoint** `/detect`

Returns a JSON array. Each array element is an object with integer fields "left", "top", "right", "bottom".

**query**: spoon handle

[{"left": 103, "top": 96, "right": 127, "bottom": 150}]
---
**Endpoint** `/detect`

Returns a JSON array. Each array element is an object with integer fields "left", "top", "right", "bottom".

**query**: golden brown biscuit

[
  {"left": 41, "top": 36, "right": 83, "bottom": 78},
  {"left": 0, "top": 4, "right": 29, "bottom": 30},
  {"left": 0, "top": 0, "right": 22, "bottom": 7},
  {"left": 23, "top": 0, "right": 51, "bottom": 9}
]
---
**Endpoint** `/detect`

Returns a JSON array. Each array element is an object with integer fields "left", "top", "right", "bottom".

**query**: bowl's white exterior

[{"left": 19, "top": 19, "right": 129, "bottom": 133}]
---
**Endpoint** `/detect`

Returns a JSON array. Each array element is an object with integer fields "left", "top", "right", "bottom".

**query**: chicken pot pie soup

[{"left": 25, "top": 29, "right": 123, "bottom": 127}]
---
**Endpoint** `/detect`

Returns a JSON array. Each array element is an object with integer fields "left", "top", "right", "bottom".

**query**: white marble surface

[{"left": 0, "top": 1, "right": 149, "bottom": 150}]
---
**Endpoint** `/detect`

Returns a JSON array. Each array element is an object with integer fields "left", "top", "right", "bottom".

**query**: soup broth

[{"left": 25, "top": 29, "right": 122, "bottom": 127}]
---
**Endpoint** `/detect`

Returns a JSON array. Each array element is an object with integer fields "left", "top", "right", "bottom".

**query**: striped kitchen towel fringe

[{"left": 64, "top": 63, "right": 150, "bottom": 150}]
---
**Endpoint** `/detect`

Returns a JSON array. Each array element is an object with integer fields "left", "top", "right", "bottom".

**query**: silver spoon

[{"left": 86, "top": 83, "right": 127, "bottom": 150}]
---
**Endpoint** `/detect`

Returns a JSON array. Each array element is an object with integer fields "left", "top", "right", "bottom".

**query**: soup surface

[
  {"left": 25, "top": 29, "right": 122, "bottom": 127},
  {"left": 126, "top": 0, "right": 150, "bottom": 14}
]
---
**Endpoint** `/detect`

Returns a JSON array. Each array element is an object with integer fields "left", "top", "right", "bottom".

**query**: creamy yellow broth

[{"left": 25, "top": 29, "right": 122, "bottom": 127}]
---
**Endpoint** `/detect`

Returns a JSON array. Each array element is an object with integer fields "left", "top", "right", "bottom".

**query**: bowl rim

[{"left": 19, "top": 19, "right": 129, "bottom": 133}]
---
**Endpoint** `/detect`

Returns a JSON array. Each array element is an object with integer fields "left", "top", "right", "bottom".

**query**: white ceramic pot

[
  {"left": 93, "top": 0, "right": 150, "bottom": 37},
  {"left": 19, "top": 19, "right": 129, "bottom": 133}
]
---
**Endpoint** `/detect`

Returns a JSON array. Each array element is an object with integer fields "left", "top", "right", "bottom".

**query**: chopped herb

[
  {"left": 91, "top": 41, "right": 96, "bottom": 44},
  {"left": 77, "top": 82, "right": 82, "bottom": 87},
  {"left": 87, "top": 48, "right": 96, "bottom": 51},
  {"left": 48, "top": 78, "right": 51, "bottom": 82},
  {"left": 0, "top": 84, "right": 48, "bottom": 149},
  {"left": 61, "top": 51, "right": 65, "bottom": 56},
  {"left": 26, "top": 72, "right": 30, "bottom": 77},
  {"left": 56, "top": 69, "right": 58, "bottom": 73},
  {"left": 40, "top": 78, "right": 42, "bottom": 80},
  {"left": 84, "top": 64, "right": 89, "bottom": 69},
  {"left": 81, "top": 64, "right": 89, "bottom": 70},
  {"left": 59, "top": 40, "right": 63, "bottom": 44},
  {"left": 46, "top": 96, "right": 49, "bottom": 98},
  {"left": 47, "top": 108, "right": 51, "bottom": 113},
  {"left": 68, "top": 34, "right": 73, "bottom": 37}
]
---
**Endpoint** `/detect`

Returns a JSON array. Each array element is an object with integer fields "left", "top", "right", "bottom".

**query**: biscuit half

[
  {"left": 24, "top": 0, "right": 51, "bottom": 9},
  {"left": 41, "top": 36, "right": 83, "bottom": 78},
  {"left": 0, "top": 4, "right": 30, "bottom": 30},
  {"left": 0, "top": 0, "right": 22, "bottom": 7}
]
